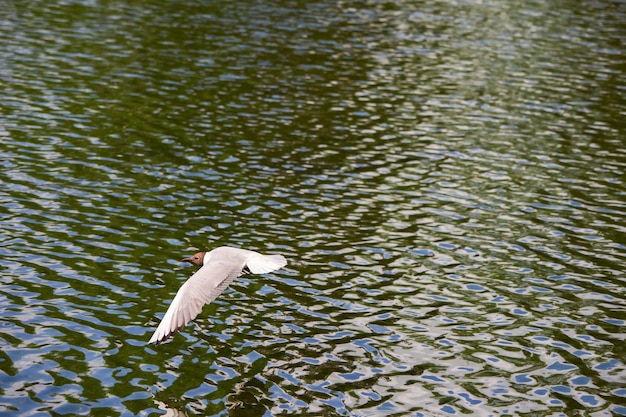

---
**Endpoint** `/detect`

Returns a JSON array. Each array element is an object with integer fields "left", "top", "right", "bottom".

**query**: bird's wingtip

[{"left": 148, "top": 330, "right": 166, "bottom": 345}]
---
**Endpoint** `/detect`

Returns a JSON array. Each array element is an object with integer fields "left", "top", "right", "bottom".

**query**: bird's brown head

[{"left": 181, "top": 251, "right": 206, "bottom": 267}]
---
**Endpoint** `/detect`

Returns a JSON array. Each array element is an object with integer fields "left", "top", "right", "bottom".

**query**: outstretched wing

[{"left": 148, "top": 260, "right": 243, "bottom": 345}]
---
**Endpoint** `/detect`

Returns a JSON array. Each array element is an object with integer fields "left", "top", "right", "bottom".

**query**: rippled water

[{"left": 1, "top": 0, "right": 625, "bottom": 416}]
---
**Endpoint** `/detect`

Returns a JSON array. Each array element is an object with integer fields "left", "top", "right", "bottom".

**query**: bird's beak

[{"left": 181, "top": 257, "right": 193, "bottom": 263}]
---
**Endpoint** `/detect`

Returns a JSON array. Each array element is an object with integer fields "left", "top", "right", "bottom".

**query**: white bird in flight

[{"left": 149, "top": 246, "right": 287, "bottom": 345}]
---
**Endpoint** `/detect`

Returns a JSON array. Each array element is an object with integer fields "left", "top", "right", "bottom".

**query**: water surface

[{"left": 1, "top": 0, "right": 625, "bottom": 416}]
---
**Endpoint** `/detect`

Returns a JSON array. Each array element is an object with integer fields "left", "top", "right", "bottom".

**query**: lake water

[{"left": 1, "top": 0, "right": 625, "bottom": 416}]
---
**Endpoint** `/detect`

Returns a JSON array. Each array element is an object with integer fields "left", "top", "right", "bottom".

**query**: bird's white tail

[{"left": 246, "top": 253, "right": 287, "bottom": 274}]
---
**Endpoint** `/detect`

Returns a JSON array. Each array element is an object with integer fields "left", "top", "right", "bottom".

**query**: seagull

[{"left": 149, "top": 246, "right": 287, "bottom": 345}]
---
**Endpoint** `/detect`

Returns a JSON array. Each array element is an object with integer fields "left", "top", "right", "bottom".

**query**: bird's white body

[{"left": 149, "top": 246, "right": 287, "bottom": 344}]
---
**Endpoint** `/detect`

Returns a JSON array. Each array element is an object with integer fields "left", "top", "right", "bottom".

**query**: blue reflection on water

[
  {"left": 513, "top": 374, "right": 534, "bottom": 384},
  {"left": 546, "top": 362, "right": 578, "bottom": 372}
]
